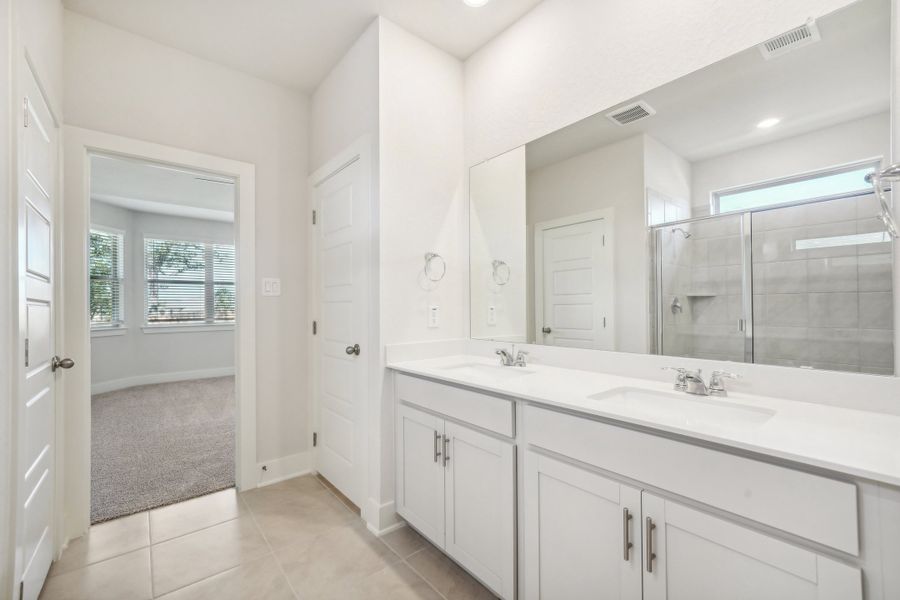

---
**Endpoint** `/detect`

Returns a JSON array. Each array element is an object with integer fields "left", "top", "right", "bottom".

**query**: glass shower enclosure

[{"left": 651, "top": 192, "right": 894, "bottom": 375}]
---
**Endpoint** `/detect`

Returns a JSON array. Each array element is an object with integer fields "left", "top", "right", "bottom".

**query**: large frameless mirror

[{"left": 469, "top": 0, "right": 896, "bottom": 375}]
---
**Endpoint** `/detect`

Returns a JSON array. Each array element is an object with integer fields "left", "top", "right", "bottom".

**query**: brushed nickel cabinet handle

[
  {"left": 433, "top": 431, "right": 441, "bottom": 463},
  {"left": 623, "top": 508, "right": 633, "bottom": 561},
  {"left": 442, "top": 435, "right": 450, "bottom": 466},
  {"left": 645, "top": 516, "right": 657, "bottom": 573}
]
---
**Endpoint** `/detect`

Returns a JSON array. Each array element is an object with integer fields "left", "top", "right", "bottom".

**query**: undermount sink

[
  {"left": 439, "top": 362, "right": 535, "bottom": 380},
  {"left": 587, "top": 387, "right": 776, "bottom": 428}
]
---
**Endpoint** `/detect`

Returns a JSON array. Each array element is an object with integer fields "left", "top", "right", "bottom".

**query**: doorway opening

[{"left": 87, "top": 154, "right": 238, "bottom": 522}]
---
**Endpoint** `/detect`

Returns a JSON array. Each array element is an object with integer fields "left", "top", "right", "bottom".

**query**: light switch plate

[
  {"left": 428, "top": 305, "right": 440, "bottom": 328},
  {"left": 487, "top": 305, "right": 497, "bottom": 326},
  {"left": 262, "top": 278, "right": 281, "bottom": 297}
]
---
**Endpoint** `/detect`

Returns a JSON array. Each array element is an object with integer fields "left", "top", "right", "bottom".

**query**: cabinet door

[
  {"left": 396, "top": 404, "right": 446, "bottom": 546},
  {"left": 641, "top": 492, "right": 862, "bottom": 600},
  {"left": 444, "top": 421, "right": 516, "bottom": 599},
  {"left": 523, "top": 450, "right": 642, "bottom": 600}
]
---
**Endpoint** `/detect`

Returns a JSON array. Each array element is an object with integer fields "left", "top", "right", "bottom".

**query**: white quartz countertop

[{"left": 387, "top": 354, "right": 900, "bottom": 487}]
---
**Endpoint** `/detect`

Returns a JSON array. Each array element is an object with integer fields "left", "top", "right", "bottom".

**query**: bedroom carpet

[{"left": 91, "top": 376, "right": 235, "bottom": 523}]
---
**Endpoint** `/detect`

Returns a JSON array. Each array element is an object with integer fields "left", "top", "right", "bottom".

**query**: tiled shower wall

[{"left": 751, "top": 194, "right": 894, "bottom": 374}]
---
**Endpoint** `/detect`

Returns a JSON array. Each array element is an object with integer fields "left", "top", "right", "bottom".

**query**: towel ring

[
  {"left": 424, "top": 252, "right": 446, "bottom": 283},
  {"left": 492, "top": 259, "right": 510, "bottom": 286}
]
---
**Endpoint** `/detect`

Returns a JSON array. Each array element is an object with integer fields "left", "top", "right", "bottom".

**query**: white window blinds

[
  {"left": 144, "top": 237, "right": 235, "bottom": 325},
  {"left": 90, "top": 229, "right": 125, "bottom": 327}
]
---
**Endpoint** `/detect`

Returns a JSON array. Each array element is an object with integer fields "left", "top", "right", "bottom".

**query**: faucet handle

[
  {"left": 662, "top": 367, "right": 688, "bottom": 390},
  {"left": 709, "top": 370, "right": 741, "bottom": 395}
]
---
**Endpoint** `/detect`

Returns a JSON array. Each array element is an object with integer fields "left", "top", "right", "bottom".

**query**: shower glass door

[
  {"left": 656, "top": 213, "right": 752, "bottom": 362},
  {"left": 750, "top": 193, "right": 894, "bottom": 374}
]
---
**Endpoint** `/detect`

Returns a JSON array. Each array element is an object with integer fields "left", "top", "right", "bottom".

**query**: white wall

[
  {"left": 464, "top": 0, "right": 857, "bottom": 166},
  {"left": 89, "top": 201, "right": 235, "bottom": 393},
  {"left": 64, "top": 11, "right": 309, "bottom": 467},
  {"left": 527, "top": 136, "right": 647, "bottom": 352},
  {"left": 470, "top": 146, "right": 527, "bottom": 341},
  {"left": 691, "top": 112, "right": 890, "bottom": 214}
]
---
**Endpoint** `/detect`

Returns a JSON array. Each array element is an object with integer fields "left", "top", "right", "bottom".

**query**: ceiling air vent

[
  {"left": 605, "top": 101, "right": 656, "bottom": 126},
  {"left": 759, "top": 20, "right": 821, "bottom": 59}
]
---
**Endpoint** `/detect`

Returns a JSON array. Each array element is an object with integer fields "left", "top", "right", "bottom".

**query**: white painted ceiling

[
  {"left": 62, "top": 0, "right": 543, "bottom": 92},
  {"left": 91, "top": 155, "right": 235, "bottom": 222},
  {"left": 527, "top": 0, "right": 890, "bottom": 170}
]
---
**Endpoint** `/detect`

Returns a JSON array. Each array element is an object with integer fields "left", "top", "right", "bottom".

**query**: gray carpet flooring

[{"left": 91, "top": 376, "right": 235, "bottom": 523}]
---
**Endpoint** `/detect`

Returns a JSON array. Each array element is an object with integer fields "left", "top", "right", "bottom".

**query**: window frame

[
  {"left": 709, "top": 158, "right": 883, "bottom": 216},
  {"left": 88, "top": 225, "right": 127, "bottom": 332},
  {"left": 142, "top": 233, "right": 236, "bottom": 331}
]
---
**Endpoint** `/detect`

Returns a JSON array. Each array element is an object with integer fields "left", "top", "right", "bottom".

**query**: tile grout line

[{"left": 239, "top": 486, "right": 303, "bottom": 600}]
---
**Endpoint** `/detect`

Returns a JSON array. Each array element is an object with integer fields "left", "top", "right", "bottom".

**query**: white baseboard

[
  {"left": 256, "top": 451, "right": 312, "bottom": 487},
  {"left": 363, "top": 499, "right": 400, "bottom": 535},
  {"left": 91, "top": 367, "right": 235, "bottom": 395}
]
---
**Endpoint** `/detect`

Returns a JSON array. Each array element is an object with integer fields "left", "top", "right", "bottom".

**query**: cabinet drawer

[
  {"left": 524, "top": 405, "right": 859, "bottom": 555},
  {"left": 396, "top": 374, "right": 515, "bottom": 437}
]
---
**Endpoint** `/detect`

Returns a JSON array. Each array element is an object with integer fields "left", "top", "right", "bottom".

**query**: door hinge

[
  {"left": 23, "top": 98, "right": 29, "bottom": 128},
  {"left": 313, "top": 432, "right": 318, "bottom": 447},
  {"left": 24, "top": 338, "right": 29, "bottom": 367},
  {"left": 603, "top": 317, "right": 607, "bottom": 328},
  {"left": 312, "top": 210, "right": 317, "bottom": 225},
  {"left": 312, "top": 320, "right": 317, "bottom": 335},
  {"left": 602, "top": 234, "right": 606, "bottom": 247},
  {"left": 19, "top": 581, "right": 24, "bottom": 600}
]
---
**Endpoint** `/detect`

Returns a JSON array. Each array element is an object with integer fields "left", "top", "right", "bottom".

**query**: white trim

[
  {"left": 90, "top": 367, "right": 235, "bottom": 395},
  {"left": 141, "top": 324, "right": 234, "bottom": 334},
  {"left": 364, "top": 499, "right": 401, "bottom": 536},
  {"left": 90, "top": 327, "right": 127, "bottom": 338},
  {"left": 533, "top": 208, "right": 616, "bottom": 349},
  {"left": 256, "top": 452, "right": 312, "bottom": 487},
  {"left": 61, "top": 126, "right": 258, "bottom": 546}
]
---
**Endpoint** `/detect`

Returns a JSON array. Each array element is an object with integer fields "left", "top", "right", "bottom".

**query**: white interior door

[
  {"left": 524, "top": 451, "right": 642, "bottom": 600},
  {"left": 641, "top": 493, "right": 862, "bottom": 600},
  {"left": 16, "top": 64, "right": 61, "bottom": 600},
  {"left": 313, "top": 156, "right": 368, "bottom": 507},
  {"left": 537, "top": 216, "right": 613, "bottom": 349}
]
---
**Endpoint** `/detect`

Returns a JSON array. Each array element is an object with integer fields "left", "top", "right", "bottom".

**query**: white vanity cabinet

[
  {"left": 395, "top": 377, "right": 516, "bottom": 599},
  {"left": 523, "top": 451, "right": 643, "bottom": 600}
]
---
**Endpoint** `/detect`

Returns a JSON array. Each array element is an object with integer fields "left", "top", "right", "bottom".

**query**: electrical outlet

[
  {"left": 262, "top": 278, "right": 281, "bottom": 297},
  {"left": 487, "top": 305, "right": 497, "bottom": 326},
  {"left": 428, "top": 305, "right": 440, "bottom": 328}
]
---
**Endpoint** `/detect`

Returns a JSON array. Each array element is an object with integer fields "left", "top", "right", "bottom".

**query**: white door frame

[
  {"left": 60, "top": 126, "right": 257, "bottom": 543},
  {"left": 533, "top": 207, "right": 615, "bottom": 348},
  {"left": 307, "top": 135, "right": 374, "bottom": 516}
]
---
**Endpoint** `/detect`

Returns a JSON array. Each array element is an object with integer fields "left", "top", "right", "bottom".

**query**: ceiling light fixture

[
  {"left": 463, "top": 0, "right": 490, "bottom": 7},
  {"left": 757, "top": 117, "right": 781, "bottom": 129}
]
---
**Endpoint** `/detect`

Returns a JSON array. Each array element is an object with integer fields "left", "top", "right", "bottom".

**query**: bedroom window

[
  {"left": 144, "top": 237, "right": 235, "bottom": 325},
  {"left": 89, "top": 228, "right": 125, "bottom": 328}
]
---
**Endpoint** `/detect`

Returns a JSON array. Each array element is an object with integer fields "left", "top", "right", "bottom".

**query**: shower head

[{"left": 671, "top": 227, "right": 692, "bottom": 239}]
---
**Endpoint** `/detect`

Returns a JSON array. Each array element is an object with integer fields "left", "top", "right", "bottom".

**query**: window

[
  {"left": 144, "top": 237, "right": 235, "bottom": 325},
  {"left": 712, "top": 161, "right": 879, "bottom": 215},
  {"left": 89, "top": 228, "right": 125, "bottom": 328}
]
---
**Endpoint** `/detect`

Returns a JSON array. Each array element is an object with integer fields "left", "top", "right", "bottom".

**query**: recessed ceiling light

[
  {"left": 757, "top": 117, "right": 780, "bottom": 129},
  {"left": 463, "top": 0, "right": 490, "bottom": 6}
]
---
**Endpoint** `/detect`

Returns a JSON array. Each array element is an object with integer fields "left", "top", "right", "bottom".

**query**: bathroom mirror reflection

[{"left": 469, "top": 0, "right": 896, "bottom": 375}]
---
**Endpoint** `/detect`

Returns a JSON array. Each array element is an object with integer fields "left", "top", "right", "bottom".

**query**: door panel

[
  {"left": 538, "top": 217, "right": 613, "bottom": 350},
  {"left": 314, "top": 157, "right": 368, "bottom": 506},
  {"left": 523, "top": 450, "right": 642, "bottom": 600},
  {"left": 396, "top": 404, "right": 445, "bottom": 545},
  {"left": 444, "top": 422, "right": 515, "bottom": 599},
  {"left": 641, "top": 493, "right": 861, "bottom": 600},
  {"left": 18, "top": 65, "right": 58, "bottom": 600}
]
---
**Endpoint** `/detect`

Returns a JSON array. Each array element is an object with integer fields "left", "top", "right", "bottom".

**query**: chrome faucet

[
  {"left": 496, "top": 345, "right": 529, "bottom": 367},
  {"left": 662, "top": 367, "right": 741, "bottom": 396}
]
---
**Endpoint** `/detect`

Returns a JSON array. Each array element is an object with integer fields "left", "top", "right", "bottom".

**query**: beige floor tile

[
  {"left": 248, "top": 486, "right": 356, "bottom": 549},
  {"left": 274, "top": 520, "right": 400, "bottom": 598},
  {"left": 407, "top": 545, "right": 497, "bottom": 600},
  {"left": 150, "top": 488, "right": 247, "bottom": 543},
  {"left": 151, "top": 517, "right": 271, "bottom": 596},
  {"left": 49, "top": 512, "right": 150, "bottom": 577},
  {"left": 240, "top": 476, "right": 328, "bottom": 512},
  {"left": 326, "top": 561, "right": 442, "bottom": 600},
  {"left": 381, "top": 525, "right": 428, "bottom": 559},
  {"left": 39, "top": 548, "right": 152, "bottom": 600},
  {"left": 155, "top": 554, "right": 294, "bottom": 600}
]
